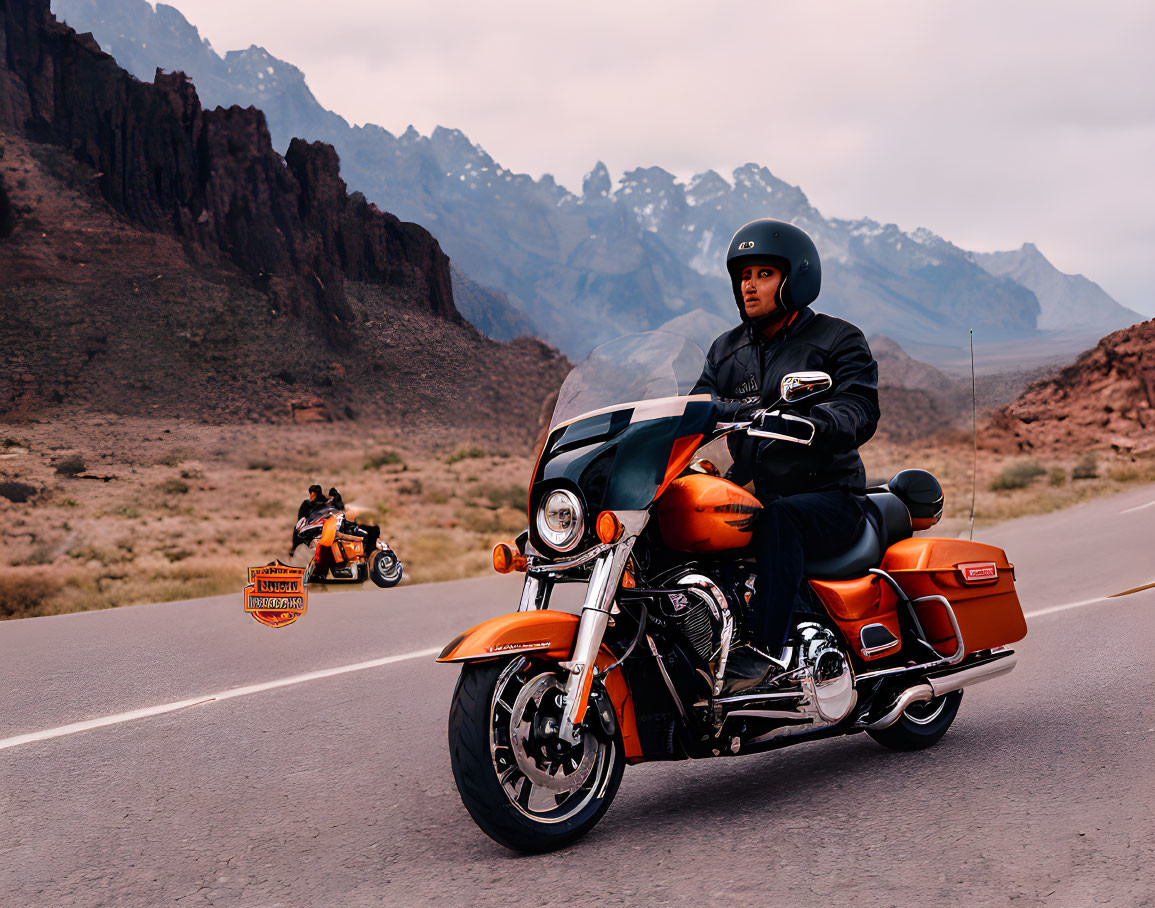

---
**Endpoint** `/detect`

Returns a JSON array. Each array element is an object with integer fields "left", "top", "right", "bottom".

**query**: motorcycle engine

[{"left": 660, "top": 572, "right": 737, "bottom": 681}]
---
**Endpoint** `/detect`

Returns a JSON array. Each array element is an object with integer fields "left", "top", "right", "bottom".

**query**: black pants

[{"left": 750, "top": 489, "right": 866, "bottom": 651}]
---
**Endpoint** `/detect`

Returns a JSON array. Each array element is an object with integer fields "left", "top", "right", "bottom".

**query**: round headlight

[{"left": 536, "top": 489, "right": 584, "bottom": 552}]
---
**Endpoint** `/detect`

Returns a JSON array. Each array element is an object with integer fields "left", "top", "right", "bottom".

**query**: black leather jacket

[{"left": 691, "top": 309, "right": 879, "bottom": 501}]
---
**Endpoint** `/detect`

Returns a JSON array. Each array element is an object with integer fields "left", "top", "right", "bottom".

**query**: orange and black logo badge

[{"left": 244, "top": 561, "right": 308, "bottom": 627}]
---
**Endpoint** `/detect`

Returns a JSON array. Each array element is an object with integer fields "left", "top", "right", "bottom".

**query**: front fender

[
  {"left": 437, "top": 610, "right": 581, "bottom": 663},
  {"left": 437, "top": 611, "right": 643, "bottom": 763}
]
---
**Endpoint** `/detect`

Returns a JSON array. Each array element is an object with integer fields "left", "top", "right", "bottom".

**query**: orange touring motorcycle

[{"left": 438, "top": 332, "right": 1027, "bottom": 853}]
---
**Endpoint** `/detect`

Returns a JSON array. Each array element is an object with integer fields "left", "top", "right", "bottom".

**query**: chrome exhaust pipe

[
  {"left": 864, "top": 651, "right": 1017, "bottom": 731},
  {"left": 928, "top": 652, "right": 1017, "bottom": 697},
  {"left": 865, "top": 683, "right": 933, "bottom": 730}
]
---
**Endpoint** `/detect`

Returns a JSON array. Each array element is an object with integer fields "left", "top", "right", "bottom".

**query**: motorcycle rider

[
  {"left": 691, "top": 218, "right": 879, "bottom": 693},
  {"left": 289, "top": 484, "right": 326, "bottom": 555}
]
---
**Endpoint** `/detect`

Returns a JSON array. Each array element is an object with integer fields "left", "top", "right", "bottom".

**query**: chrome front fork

[{"left": 556, "top": 511, "right": 648, "bottom": 744}]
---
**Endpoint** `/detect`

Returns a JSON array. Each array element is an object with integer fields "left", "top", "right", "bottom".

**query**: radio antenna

[{"left": 969, "top": 328, "right": 977, "bottom": 540}]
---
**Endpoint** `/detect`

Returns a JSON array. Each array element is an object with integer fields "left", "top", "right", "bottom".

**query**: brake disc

[{"left": 508, "top": 672, "right": 597, "bottom": 793}]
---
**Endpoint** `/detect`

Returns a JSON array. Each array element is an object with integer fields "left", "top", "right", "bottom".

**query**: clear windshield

[{"left": 549, "top": 331, "right": 707, "bottom": 430}]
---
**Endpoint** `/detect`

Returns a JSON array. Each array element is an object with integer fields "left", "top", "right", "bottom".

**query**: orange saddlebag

[
  {"left": 879, "top": 538, "right": 1027, "bottom": 654},
  {"left": 809, "top": 574, "right": 902, "bottom": 662}
]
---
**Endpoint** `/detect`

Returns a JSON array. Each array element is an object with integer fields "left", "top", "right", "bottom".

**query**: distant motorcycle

[
  {"left": 438, "top": 332, "right": 1027, "bottom": 853},
  {"left": 294, "top": 507, "right": 403, "bottom": 588}
]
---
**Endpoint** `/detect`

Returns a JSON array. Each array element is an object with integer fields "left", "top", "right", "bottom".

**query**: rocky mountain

[
  {"left": 52, "top": 0, "right": 1144, "bottom": 359},
  {"left": 972, "top": 243, "right": 1137, "bottom": 335},
  {"left": 988, "top": 319, "right": 1155, "bottom": 456},
  {"left": 0, "top": 0, "right": 568, "bottom": 441}
]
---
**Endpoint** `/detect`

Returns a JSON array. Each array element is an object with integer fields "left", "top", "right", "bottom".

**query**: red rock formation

[
  {"left": 0, "top": 0, "right": 458, "bottom": 334},
  {"left": 988, "top": 319, "right": 1155, "bottom": 455}
]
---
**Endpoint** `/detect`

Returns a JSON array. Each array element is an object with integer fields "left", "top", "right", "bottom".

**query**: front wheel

[
  {"left": 448, "top": 658, "right": 625, "bottom": 853},
  {"left": 867, "top": 690, "right": 963, "bottom": 751}
]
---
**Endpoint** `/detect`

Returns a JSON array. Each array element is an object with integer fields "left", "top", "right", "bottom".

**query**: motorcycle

[
  {"left": 294, "top": 506, "right": 403, "bottom": 588},
  {"left": 438, "top": 331, "right": 1027, "bottom": 853}
]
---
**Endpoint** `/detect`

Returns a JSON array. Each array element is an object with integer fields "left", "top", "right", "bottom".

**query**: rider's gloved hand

[{"left": 751, "top": 408, "right": 818, "bottom": 443}]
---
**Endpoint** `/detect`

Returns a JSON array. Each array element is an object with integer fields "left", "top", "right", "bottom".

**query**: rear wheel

[
  {"left": 448, "top": 658, "right": 625, "bottom": 853},
  {"left": 867, "top": 690, "right": 962, "bottom": 751}
]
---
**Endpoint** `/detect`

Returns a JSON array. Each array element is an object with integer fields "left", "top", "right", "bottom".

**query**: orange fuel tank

[{"left": 655, "top": 473, "right": 762, "bottom": 553}]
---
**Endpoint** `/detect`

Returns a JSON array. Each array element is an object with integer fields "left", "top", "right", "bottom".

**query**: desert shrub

[
  {"left": 1072, "top": 453, "right": 1098, "bottom": 480},
  {"left": 54, "top": 454, "right": 86, "bottom": 476},
  {"left": 13, "top": 545, "right": 56, "bottom": 566},
  {"left": 2, "top": 437, "right": 27, "bottom": 449},
  {"left": 1048, "top": 468, "right": 1067, "bottom": 487},
  {"left": 472, "top": 483, "right": 526, "bottom": 511},
  {"left": 365, "top": 450, "right": 403, "bottom": 469},
  {"left": 0, "top": 480, "right": 37, "bottom": 503},
  {"left": 990, "top": 460, "right": 1046, "bottom": 491},
  {"left": 446, "top": 445, "right": 485, "bottom": 464},
  {"left": 256, "top": 500, "right": 284, "bottom": 518},
  {"left": 1108, "top": 465, "right": 1141, "bottom": 483},
  {"left": 163, "top": 549, "right": 192, "bottom": 562},
  {"left": 57, "top": 496, "right": 79, "bottom": 508},
  {"left": 459, "top": 507, "right": 527, "bottom": 536},
  {"left": 155, "top": 448, "right": 194, "bottom": 467},
  {"left": 247, "top": 459, "right": 275, "bottom": 471},
  {"left": 179, "top": 468, "right": 203, "bottom": 480},
  {"left": 109, "top": 505, "right": 141, "bottom": 519},
  {"left": 0, "top": 571, "right": 64, "bottom": 619},
  {"left": 160, "top": 478, "right": 189, "bottom": 495},
  {"left": 397, "top": 478, "right": 423, "bottom": 496}
]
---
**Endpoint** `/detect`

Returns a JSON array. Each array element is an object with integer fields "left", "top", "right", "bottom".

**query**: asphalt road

[{"left": 2, "top": 484, "right": 1155, "bottom": 907}]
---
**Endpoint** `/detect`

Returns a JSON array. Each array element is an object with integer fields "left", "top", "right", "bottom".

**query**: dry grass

[
  {"left": 0, "top": 411, "right": 536, "bottom": 619},
  {"left": 3, "top": 409, "right": 1153, "bottom": 621}
]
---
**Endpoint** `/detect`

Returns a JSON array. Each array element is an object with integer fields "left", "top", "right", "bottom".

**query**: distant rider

[
  {"left": 289, "top": 484, "right": 326, "bottom": 556},
  {"left": 692, "top": 219, "right": 879, "bottom": 693}
]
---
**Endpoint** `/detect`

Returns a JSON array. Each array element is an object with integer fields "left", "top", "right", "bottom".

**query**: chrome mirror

[{"left": 780, "top": 371, "right": 832, "bottom": 403}]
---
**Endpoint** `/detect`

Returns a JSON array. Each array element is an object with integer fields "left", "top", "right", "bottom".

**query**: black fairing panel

[{"left": 529, "top": 398, "right": 718, "bottom": 555}]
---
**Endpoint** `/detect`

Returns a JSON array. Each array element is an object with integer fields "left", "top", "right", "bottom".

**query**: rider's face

[{"left": 740, "top": 263, "right": 783, "bottom": 320}]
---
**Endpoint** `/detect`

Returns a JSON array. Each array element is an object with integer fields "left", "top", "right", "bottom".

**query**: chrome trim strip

[
  {"left": 859, "top": 622, "right": 900, "bottom": 658},
  {"left": 647, "top": 635, "right": 688, "bottom": 722},
  {"left": 727, "top": 708, "right": 809, "bottom": 721},
  {"left": 517, "top": 574, "right": 542, "bottom": 612},
  {"left": 526, "top": 543, "right": 613, "bottom": 574}
]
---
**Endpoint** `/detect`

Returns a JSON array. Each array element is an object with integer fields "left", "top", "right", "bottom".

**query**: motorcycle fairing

[
  {"left": 529, "top": 395, "right": 717, "bottom": 555},
  {"left": 437, "top": 610, "right": 642, "bottom": 761}
]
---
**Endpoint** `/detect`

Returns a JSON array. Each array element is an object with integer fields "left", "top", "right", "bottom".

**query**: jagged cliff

[
  {"left": 0, "top": 0, "right": 456, "bottom": 334},
  {"left": 0, "top": 0, "right": 568, "bottom": 439}
]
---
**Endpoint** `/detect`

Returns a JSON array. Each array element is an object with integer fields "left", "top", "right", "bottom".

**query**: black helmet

[{"left": 725, "top": 219, "right": 822, "bottom": 320}]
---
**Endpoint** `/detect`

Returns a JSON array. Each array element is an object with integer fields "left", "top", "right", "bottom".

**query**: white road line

[
  {"left": 0, "top": 646, "right": 441, "bottom": 753},
  {"left": 5, "top": 585, "right": 1154, "bottom": 754},
  {"left": 1024, "top": 596, "right": 1108, "bottom": 619},
  {"left": 1121, "top": 498, "right": 1155, "bottom": 514}
]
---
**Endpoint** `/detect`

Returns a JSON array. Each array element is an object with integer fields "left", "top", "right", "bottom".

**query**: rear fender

[{"left": 437, "top": 611, "right": 643, "bottom": 763}]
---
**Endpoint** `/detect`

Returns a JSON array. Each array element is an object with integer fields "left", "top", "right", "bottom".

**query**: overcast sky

[{"left": 169, "top": 0, "right": 1152, "bottom": 315}]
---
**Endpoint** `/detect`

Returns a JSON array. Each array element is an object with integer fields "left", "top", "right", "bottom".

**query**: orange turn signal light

[
  {"left": 492, "top": 542, "right": 527, "bottom": 574},
  {"left": 596, "top": 511, "right": 623, "bottom": 544}
]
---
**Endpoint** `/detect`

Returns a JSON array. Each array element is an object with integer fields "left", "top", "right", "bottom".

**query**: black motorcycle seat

[{"left": 805, "top": 492, "right": 913, "bottom": 581}]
